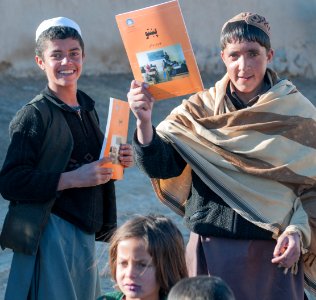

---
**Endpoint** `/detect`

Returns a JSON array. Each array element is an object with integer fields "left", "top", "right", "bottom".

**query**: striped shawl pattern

[{"left": 151, "top": 71, "right": 316, "bottom": 298}]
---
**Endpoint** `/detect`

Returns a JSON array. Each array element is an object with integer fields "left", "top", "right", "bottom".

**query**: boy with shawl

[
  {"left": 0, "top": 17, "right": 133, "bottom": 299},
  {"left": 128, "top": 12, "right": 316, "bottom": 300}
]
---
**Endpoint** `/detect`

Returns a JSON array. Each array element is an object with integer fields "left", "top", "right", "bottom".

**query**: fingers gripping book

[{"left": 100, "top": 98, "right": 130, "bottom": 180}]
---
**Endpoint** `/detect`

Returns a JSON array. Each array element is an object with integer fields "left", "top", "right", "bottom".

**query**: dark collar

[
  {"left": 42, "top": 86, "right": 95, "bottom": 112},
  {"left": 227, "top": 73, "right": 272, "bottom": 110}
]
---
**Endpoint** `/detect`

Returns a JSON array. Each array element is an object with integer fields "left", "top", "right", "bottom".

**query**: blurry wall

[{"left": 0, "top": 0, "right": 315, "bottom": 78}]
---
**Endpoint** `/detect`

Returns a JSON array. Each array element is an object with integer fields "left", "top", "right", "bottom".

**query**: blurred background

[{"left": 0, "top": 0, "right": 315, "bottom": 79}]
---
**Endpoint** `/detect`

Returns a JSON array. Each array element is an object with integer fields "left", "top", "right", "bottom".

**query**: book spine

[{"left": 99, "top": 97, "right": 114, "bottom": 159}]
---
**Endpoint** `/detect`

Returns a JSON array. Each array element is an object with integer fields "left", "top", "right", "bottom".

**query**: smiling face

[
  {"left": 221, "top": 40, "right": 273, "bottom": 103},
  {"left": 35, "top": 38, "right": 84, "bottom": 92},
  {"left": 116, "top": 237, "right": 160, "bottom": 300}
]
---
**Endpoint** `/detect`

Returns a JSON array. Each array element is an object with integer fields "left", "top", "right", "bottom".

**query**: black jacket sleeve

[
  {"left": 0, "top": 105, "right": 60, "bottom": 202},
  {"left": 133, "top": 127, "right": 187, "bottom": 179}
]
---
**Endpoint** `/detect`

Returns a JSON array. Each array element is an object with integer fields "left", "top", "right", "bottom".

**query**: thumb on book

[
  {"left": 131, "top": 79, "right": 147, "bottom": 89},
  {"left": 98, "top": 156, "right": 112, "bottom": 165}
]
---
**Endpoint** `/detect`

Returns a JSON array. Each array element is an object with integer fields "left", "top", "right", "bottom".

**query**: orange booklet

[
  {"left": 100, "top": 98, "right": 130, "bottom": 180},
  {"left": 116, "top": 0, "right": 204, "bottom": 100}
]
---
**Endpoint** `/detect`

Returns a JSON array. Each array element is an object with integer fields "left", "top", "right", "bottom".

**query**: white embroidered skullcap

[{"left": 35, "top": 17, "right": 82, "bottom": 42}]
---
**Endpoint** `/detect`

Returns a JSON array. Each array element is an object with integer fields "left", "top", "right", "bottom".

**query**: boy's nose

[
  {"left": 61, "top": 55, "right": 71, "bottom": 64},
  {"left": 239, "top": 56, "right": 250, "bottom": 71}
]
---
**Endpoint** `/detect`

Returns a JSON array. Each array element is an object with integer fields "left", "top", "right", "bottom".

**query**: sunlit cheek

[
  {"left": 227, "top": 60, "right": 238, "bottom": 70},
  {"left": 46, "top": 61, "right": 57, "bottom": 68}
]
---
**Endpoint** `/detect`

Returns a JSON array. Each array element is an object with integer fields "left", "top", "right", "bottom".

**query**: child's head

[
  {"left": 220, "top": 12, "right": 271, "bottom": 52},
  {"left": 220, "top": 12, "right": 274, "bottom": 102},
  {"left": 167, "top": 275, "right": 235, "bottom": 300},
  {"left": 35, "top": 17, "right": 84, "bottom": 58},
  {"left": 109, "top": 214, "right": 188, "bottom": 299},
  {"left": 34, "top": 17, "right": 85, "bottom": 90}
]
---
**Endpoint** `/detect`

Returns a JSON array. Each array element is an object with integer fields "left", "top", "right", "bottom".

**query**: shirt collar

[
  {"left": 42, "top": 86, "right": 95, "bottom": 112},
  {"left": 227, "top": 73, "right": 272, "bottom": 109}
]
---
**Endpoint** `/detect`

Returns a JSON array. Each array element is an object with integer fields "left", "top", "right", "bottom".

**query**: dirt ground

[{"left": 0, "top": 72, "right": 315, "bottom": 296}]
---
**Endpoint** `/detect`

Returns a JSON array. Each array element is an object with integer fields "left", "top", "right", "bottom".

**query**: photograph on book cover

[
  {"left": 116, "top": 0, "right": 203, "bottom": 100},
  {"left": 137, "top": 43, "right": 189, "bottom": 85}
]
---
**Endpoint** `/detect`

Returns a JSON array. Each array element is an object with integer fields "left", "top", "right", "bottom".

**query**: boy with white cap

[
  {"left": 0, "top": 17, "right": 133, "bottom": 299},
  {"left": 128, "top": 12, "right": 316, "bottom": 299}
]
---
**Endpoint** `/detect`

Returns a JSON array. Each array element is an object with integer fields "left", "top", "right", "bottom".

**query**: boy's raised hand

[
  {"left": 127, "top": 80, "right": 155, "bottom": 145},
  {"left": 127, "top": 80, "right": 155, "bottom": 124}
]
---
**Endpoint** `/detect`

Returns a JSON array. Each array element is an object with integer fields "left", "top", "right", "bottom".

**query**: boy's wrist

[
  {"left": 57, "top": 171, "right": 76, "bottom": 191},
  {"left": 136, "top": 120, "right": 153, "bottom": 145},
  {"left": 136, "top": 119, "right": 152, "bottom": 130}
]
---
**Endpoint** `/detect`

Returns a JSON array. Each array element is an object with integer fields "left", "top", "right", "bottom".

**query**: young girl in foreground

[{"left": 98, "top": 215, "right": 188, "bottom": 300}]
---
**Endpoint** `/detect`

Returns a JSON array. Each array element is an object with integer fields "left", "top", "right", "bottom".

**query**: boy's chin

[{"left": 234, "top": 81, "right": 260, "bottom": 94}]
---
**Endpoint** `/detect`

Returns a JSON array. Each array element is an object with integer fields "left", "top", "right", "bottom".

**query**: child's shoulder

[{"left": 97, "top": 291, "right": 124, "bottom": 300}]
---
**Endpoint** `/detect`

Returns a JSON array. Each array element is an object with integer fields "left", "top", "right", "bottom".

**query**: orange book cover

[
  {"left": 116, "top": 0, "right": 204, "bottom": 100},
  {"left": 100, "top": 98, "right": 130, "bottom": 180}
]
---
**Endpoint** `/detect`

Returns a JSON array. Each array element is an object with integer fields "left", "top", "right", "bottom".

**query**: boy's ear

[
  {"left": 220, "top": 50, "right": 227, "bottom": 66},
  {"left": 267, "top": 49, "right": 274, "bottom": 63},
  {"left": 35, "top": 56, "right": 45, "bottom": 71}
]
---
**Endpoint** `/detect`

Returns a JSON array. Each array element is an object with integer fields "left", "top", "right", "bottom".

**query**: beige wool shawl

[{"left": 152, "top": 71, "right": 316, "bottom": 298}]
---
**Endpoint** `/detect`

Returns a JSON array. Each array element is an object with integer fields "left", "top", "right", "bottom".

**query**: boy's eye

[
  {"left": 229, "top": 53, "right": 239, "bottom": 60},
  {"left": 248, "top": 50, "right": 260, "bottom": 57},
  {"left": 70, "top": 51, "right": 80, "bottom": 57},
  {"left": 51, "top": 53, "right": 62, "bottom": 59}
]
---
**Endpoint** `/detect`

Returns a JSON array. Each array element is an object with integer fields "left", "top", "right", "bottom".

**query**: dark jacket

[
  {"left": 0, "top": 91, "right": 116, "bottom": 255},
  {"left": 133, "top": 128, "right": 272, "bottom": 240}
]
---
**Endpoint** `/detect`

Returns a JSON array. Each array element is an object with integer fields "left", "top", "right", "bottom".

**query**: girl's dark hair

[
  {"left": 220, "top": 21, "right": 270, "bottom": 51},
  {"left": 109, "top": 214, "right": 188, "bottom": 297},
  {"left": 35, "top": 26, "right": 84, "bottom": 58}
]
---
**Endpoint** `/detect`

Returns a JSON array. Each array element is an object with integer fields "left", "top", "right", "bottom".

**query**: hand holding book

[
  {"left": 100, "top": 98, "right": 131, "bottom": 180},
  {"left": 117, "top": 144, "right": 134, "bottom": 168},
  {"left": 128, "top": 80, "right": 154, "bottom": 121},
  {"left": 128, "top": 80, "right": 154, "bottom": 145},
  {"left": 58, "top": 157, "right": 113, "bottom": 190}
]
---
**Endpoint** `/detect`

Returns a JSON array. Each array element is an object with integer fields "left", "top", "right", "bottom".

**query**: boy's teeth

[{"left": 60, "top": 70, "right": 74, "bottom": 74}]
